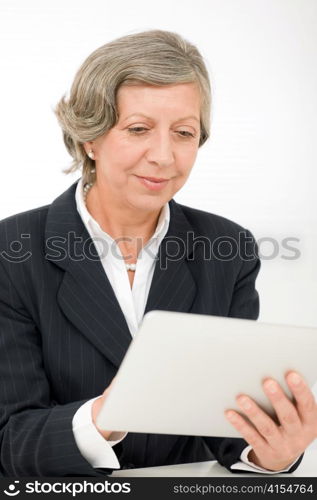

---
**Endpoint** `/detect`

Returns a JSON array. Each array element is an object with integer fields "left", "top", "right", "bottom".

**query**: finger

[
  {"left": 225, "top": 410, "right": 267, "bottom": 453},
  {"left": 235, "top": 395, "right": 282, "bottom": 448},
  {"left": 286, "top": 372, "right": 317, "bottom": 424},
  {"left": 262, "top": 378, "right": 302, "bottom": 434}
]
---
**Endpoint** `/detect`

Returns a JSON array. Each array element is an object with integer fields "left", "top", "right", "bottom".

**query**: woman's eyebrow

[{"left": 122, "top": 113, "right": 200, "bottom": 123}]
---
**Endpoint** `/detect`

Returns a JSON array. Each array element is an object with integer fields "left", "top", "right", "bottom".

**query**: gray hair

[{"left": 55, "top": 30, "right": 211, "bottom": 184}]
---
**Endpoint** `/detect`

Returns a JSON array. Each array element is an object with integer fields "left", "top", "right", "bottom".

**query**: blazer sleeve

[
  {"left": 0, "top": 261, "right": 111, "bottom": 477},
  {"left": 203, "top": 230, "right": 303, "bottom": 474}
]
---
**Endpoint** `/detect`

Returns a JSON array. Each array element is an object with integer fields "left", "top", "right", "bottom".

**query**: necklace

[{"left": 83, "top": 182, "right": 137, "bottom": 272}]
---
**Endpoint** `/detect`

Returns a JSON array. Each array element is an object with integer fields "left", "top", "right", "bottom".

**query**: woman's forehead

[{"left": 116, "top": 82, "right": 201, "bottom": 120}]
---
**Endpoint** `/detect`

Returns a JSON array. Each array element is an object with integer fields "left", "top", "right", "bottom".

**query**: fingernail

[
  {"left": 238, "top": 397, "right": 252, "bottom": 410},
  {"left": 289, "top": 372, "right": 301, "bottom": 385},
  {"left": 226, "top": 411, "right": 237, "bottom": 422},
  {"left": 264, "top": 380, "right": 278, "bottom": 394}
]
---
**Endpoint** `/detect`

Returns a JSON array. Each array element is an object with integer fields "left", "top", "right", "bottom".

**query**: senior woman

[{"left": 0, "top": 30, "right": 316, "bottom": 477}]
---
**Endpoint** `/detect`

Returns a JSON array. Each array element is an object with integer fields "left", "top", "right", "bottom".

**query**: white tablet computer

[{"left": 96, "top": 310, "right": 317, "bottom": 438}]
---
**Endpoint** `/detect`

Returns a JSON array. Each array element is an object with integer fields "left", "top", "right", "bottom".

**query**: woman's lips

[{"left": 136, "top": 175, "right": 169, "bottom": 191}]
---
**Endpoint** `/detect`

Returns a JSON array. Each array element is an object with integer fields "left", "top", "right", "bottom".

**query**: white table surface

[{"left": 112, "top": 450, "right": 317, "bottom": 477}]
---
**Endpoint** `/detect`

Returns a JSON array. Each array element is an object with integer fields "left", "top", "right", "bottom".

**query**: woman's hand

[
  {"left": 225, "top": 371, "right": 317, "bottom": 471},
  {"left": 92, "top": 377, "right": 117, "bottom": 440}
]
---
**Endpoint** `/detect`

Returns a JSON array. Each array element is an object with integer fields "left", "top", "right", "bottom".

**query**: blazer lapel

[
  {"left": 145, "top": 199, "right": 196, "bottom": 314},
  {"left": 45, "top": 181, "right": 132, "bottom": 368}
]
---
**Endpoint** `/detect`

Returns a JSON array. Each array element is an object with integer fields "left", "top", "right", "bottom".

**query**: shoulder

[
  {"left": 0, "top": 205, "right": 50, "bottom": 245},
  {"left": 173, "top": 202, "right": 259, "bottom": 263},
  {"left": 0, "top": 181, "right": 79, "bottom": 250},
  {"left": 176, "top": 202, "right": 249, "bottom": 238},
  {"left": 0, "top": 205, "right": 50, "bottom": 232}
]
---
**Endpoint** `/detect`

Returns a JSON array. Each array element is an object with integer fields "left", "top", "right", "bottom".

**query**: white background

[{"left": 0, "top": 0, "right": 316, "bottom": 420}]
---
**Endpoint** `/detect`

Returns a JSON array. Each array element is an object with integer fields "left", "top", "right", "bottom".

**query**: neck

[{"left": 85, "top": 182, "right": 162, "bottom": 243}]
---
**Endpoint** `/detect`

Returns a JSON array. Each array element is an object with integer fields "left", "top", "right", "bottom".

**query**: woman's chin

[{"left": 127, "top": 194, "right": 170, "bottom": 214}]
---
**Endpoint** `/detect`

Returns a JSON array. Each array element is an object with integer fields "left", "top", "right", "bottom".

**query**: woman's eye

[
  {"left": 127, "top": 127, "right": 148, "bottom": 134},
  {"left": 177, "top": 130, "right": 195, "bottom": 138},
  {"left": 127, "top": 127, "right": 195, "bottom": 138}
]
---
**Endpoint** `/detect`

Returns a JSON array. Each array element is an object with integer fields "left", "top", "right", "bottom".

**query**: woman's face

[{"left": 86, "top": 82, "right": 201, "bottom": 213}]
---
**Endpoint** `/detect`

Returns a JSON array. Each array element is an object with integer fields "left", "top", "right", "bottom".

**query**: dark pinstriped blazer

[{"left": 0, "top": 180, "right": 263, "bottom": 477}]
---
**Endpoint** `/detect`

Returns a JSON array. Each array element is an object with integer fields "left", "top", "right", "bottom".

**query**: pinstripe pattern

[{"left": 0, "top": 181, "right": 265, "bottom": 477}]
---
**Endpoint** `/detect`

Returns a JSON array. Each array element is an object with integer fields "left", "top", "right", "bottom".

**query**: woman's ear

[
  {"left": 83, "top": 141, "right": 96, "bottom": 160},
  {"left": 83, "top": 141, "right": 94, "bottom": 156}
]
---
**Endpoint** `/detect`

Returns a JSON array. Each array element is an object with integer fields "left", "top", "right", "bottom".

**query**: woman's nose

[{"left": 145, "top": 131, "right": 175, "bottom": 168}]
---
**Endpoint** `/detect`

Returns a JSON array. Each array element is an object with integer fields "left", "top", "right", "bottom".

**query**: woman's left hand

[{"left": 225, "top": 371, "right": 317, "bottom": 471}]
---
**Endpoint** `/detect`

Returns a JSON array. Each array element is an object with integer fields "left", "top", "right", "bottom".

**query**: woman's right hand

[{"left": 92, "top": 377, "right": 116, "bottom": 440}]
